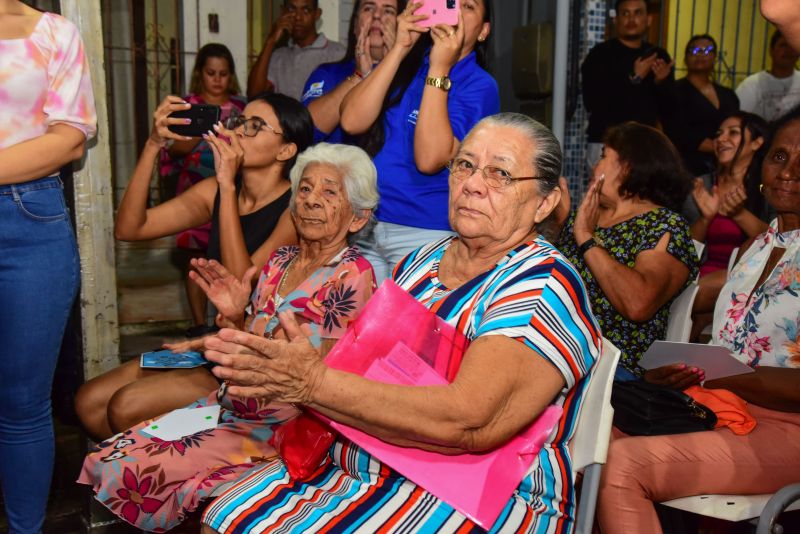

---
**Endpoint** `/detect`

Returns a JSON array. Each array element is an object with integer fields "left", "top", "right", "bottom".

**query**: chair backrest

[
  {"left": 570, "top": 338, "right": 621, "bottom": 475},
  {"left": 665, "top": 282, "right": 700, "bottom": 343},
  {"left": 728, "top": 247, "right": 740, "bottom": 274},
  {"left": 692, "top": 239, "right": 705, "bottom": 261}
]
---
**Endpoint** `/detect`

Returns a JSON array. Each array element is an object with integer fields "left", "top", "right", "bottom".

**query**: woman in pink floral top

[
  {"left": 598, "top": 107, "right": 800, "bottom": 533},
  {"left": 78, "top": 143, "right": 379, "bottom": 531},
  {"left": 0, "top": 3, "right": 96, "bottom": 531}
]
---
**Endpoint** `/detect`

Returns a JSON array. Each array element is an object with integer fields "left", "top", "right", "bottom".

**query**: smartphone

[
  {"left": 415, "top": 0, "right": 460, "bottom": 28},
  {"left": 167, "top": 104, "right": 221, "bottom": 137}
]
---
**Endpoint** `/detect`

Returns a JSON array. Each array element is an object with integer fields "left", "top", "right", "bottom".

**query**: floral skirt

[{"left": 77, "top": 392, "right": 298, "bottom": 532}]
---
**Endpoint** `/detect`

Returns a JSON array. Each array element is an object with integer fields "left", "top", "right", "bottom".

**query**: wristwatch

[
  {"left": 426, "top": 75, "right": 452, "bottom": 91},
  {"left": 629, "top": 72, "right": 643, "bottom": 85}
]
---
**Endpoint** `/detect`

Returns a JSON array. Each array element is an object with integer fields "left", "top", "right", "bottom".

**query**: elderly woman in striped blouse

[{"left": 201, "top": 113, "right": 602, "bottom": 534}]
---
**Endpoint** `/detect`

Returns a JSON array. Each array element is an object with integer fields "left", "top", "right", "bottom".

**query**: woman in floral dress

[
  {"left": 597, "top": 105, "right": 800, "bottom": 533},
  {"left": 78, "top": 143, "right": 379, "bottom": 532}
]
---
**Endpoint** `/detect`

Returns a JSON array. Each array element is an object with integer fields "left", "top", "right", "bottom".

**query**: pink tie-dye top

[{"left": 0, "top": 12, "right": 97, "bottom": 151}]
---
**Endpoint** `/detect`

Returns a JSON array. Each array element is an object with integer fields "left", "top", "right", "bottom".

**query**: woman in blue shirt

[
  {"left": 340, "top": 0, "right": 499, "bottom": 282},
  {"left": 301, "top": 0, "right": 404, "bottom": 144}
]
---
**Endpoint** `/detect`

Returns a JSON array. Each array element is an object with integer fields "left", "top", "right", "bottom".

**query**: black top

[
  {"left": 663, "top": 78, "right": 740, "bottom": 176},
  {"left": 206, "top": 183, "right": 292, "bottom": 262},
  {"left": 581, "top": 39, "right": 674, "bottom": 142}
]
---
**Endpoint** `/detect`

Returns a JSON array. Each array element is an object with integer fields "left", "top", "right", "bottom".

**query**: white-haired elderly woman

[
  {"left": 77, "top": 143, "right": 379, "bottom": 532},
  {"left": 197, "top": 113, "right": 602, "bottom": 534}
]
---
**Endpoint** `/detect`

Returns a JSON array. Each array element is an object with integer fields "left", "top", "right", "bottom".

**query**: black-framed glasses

[
  {"left": 447, "top": 158, "right": 540, "bottom": 189},
  {"left": 225, "top": 113, "right": 282, "bottom": 137},
  {"left": 689, "top": 45, "right": 715, "bottom": 56}
]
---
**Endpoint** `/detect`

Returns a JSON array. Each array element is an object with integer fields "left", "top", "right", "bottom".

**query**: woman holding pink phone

[{"left": 339, "top": 0, "right": 499, "bottom": 284}]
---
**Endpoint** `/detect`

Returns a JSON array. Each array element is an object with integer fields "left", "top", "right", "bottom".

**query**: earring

[
  {"left": 759, "top": 183, "right": 764, "bottom": 193},
  {"left": 478, "top": 36, "right": 485, "bottom": 42}
]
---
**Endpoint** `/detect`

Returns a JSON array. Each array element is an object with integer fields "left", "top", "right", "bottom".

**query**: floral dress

[
  {"left": 712, "top": 220, "right": 800, "bottom": 368},
  {"left": 77, "top": 246, "right": 376, "bottom": 532},
  {"left": 159, "top": 93, "right": 246, "bottom": 251},
  {"left": 557, "top": 208, "right": 699, "bottom": 375}
]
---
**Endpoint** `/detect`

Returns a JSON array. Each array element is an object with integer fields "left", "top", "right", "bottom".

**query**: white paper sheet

[
  {"left": 639, "top": 341, "right": 755, "bottom": 381},
  {"left": 142, "top": 405, "right": 221, "bottom": 441}
]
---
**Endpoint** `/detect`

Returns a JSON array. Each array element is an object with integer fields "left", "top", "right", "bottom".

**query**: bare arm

[
  {"left": 248, "top": 210, "right": 298, "bottom": 271},
  {"left": 581, "top": 235, "right": 690, "bottom": 322},
  {"left": 0, "top": 124, "right": 86, "bottom": 185},
  {"left": 573, "top": 180, "right": 690, "bottom": 322},
  {"left": 340, "top": 2, "right": 428, "bottom": 134},
  {"left": 307, "top": 77, "right": 361, "bottom": 135},
  {"left": 116, "top": 96, "right": 217, "bottom": 241},
  {"left": 705, "top": 367, "right": 800, "bottom": 413},
  {"left": 247, "top": 12, "right": 292, "bottom": 98},
  {"left": 206, "top": 325, "right": 565, "bottom": 454},
  {"left": 413, "top": 21, "right": 464, "bottom": 173}
]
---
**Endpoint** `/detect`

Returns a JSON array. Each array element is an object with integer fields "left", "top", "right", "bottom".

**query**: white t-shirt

[{"left": 736, "top": 70, "right": 800, "bottom": 122}]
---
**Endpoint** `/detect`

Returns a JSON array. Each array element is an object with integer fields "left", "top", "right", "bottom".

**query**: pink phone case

[{"left": 415, "top": 0, "right": 460, "bottom": 28}]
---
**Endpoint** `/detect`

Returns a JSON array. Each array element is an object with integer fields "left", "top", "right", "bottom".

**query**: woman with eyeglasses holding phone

[
  {"left": 664, "top": 34, "right": 740, "bottom": 176},
  {"left": 74, "top": 92, "right": 313, "bottom": 441},
  {"left": 160, "top": 43, "right": 247, "bottom": 337}
]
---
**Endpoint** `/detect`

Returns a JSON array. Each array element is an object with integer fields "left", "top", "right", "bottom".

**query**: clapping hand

[
  {"left": 719, "top": 184, "right": 747, "bottom": 217},
  {"left": 692, "top": 178, "right": 720, "bottom": 220},
  {"left": 652, "top": 57, "right": 674, "bottom": 84},
  {"left": 204, "top": 311, "right": 325, "bottom": 403},
  {"left": 633, "top": 52, "right": 657, "bottom": 80},
  {"left": 189, "top": 258, "right": 257, "bottom": 329},
  {"left": 355, "top": 17, "right": 374, "bottom": 76}
]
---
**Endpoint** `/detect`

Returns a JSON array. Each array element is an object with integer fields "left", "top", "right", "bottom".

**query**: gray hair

[
  {"left": 289, "top": 143, "right": 379, "bottom": 244},
  {"left": 467, "top": 112, "right": 563, "bottom": 195}
]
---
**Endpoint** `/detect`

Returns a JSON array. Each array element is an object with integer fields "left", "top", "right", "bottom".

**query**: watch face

[{"left": 442, "top": 78, "right": 452, "bottom": 90}]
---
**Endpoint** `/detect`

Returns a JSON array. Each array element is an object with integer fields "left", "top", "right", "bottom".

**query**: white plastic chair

[
  {"left": 692, "top": 239, "right": 706, "bottom": 262},
  {"left": 571, "top": 338, "right": 621, "bottom": 534},
  {"left": 665, "top": 282, "right": 700, "bottom": 343}
]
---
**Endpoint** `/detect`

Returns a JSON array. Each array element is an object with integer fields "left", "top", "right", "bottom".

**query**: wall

[{"left": 665, "top": 0, "right": 774, "bottom": 88}]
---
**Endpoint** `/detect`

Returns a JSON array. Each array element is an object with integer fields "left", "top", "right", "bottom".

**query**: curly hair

[{"left": 603, "top": 122, "right": 693, "bottom": 211}]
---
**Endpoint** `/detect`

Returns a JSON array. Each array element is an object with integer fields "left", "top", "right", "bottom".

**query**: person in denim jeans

[{"left": 0, "top": 3, "right": 97, "bottom": 532}]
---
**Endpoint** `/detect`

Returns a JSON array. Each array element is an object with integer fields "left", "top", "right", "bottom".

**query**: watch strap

[{"left": 578, "top": 237, "right": 599, "bottom": 256}]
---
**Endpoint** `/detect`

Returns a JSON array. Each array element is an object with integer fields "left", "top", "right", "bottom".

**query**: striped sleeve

[{"left": 475, "top": 258, "right": 600, "bottom": 389}]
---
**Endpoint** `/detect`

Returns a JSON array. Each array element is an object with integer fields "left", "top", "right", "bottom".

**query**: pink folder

[{"left": 314, "top": 281, "right": 563, "bottom": 529}]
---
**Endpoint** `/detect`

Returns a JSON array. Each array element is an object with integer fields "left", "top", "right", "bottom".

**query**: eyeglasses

[
  {"left": 447, "top": 158, "right": 540, "bottom": 189},
  {"left": 225, "top": 114, "right": 282, "bottom": 137},
  {"left": 689, "top": 45, "right": 715, "bottom": 56}
]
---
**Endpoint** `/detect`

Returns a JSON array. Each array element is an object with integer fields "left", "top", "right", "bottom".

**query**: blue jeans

[
  {"left": 0, "top": 177, "right": 79, "bottom": 533},
  {"left": 357, "top": 221, "right": 454, "bottom": 285}
]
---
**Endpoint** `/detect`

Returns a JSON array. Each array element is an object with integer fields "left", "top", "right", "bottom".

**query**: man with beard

[
  {"left": 581, "top": 0, "right": 673, "bottom": 170},
  {"left": 248, "top": 0, "right": 345, "bottom": 100}
]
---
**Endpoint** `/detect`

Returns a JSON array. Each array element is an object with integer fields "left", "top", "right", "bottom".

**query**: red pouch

[{"left": 269, "top": 412, "right": 335, "bottom": 481}]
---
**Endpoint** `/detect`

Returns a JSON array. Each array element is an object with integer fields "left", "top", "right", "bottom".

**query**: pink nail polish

[{"left": 184, "top": 118, "right": 192, "bottom": 124}]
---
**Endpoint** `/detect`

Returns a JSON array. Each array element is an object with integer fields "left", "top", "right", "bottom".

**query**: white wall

[{"left": 182, "top": 0, "right": 249, "bottom": 94}]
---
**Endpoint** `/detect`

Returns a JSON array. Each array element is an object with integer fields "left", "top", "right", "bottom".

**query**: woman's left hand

[
  {"left": 204, "top": 122, "right": 244, "bottom": 189},
  {"left": 719, "top": 184, "right": 747, "bottom": 217},
  {"left": 573, "top": 174, "right": 604, "bottom": 244},
  {"left": 429, "top": 11, "right": 465, "bottom": 73},
  {"left": 204, "top": 311, "right": 327, "bottom": 403},
  {"left": 355, "top": 18, "right": 374, "bottom": 76}
]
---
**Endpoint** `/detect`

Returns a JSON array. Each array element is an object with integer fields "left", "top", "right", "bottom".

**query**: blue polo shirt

[
  {"left": 301, "top": 60, "right": 356, "bottom": 144},
  {"left": 373, "top": 52, "right": 499, "bottom": 230}
]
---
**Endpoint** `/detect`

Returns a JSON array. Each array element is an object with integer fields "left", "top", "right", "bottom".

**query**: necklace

[{"left": 268, "top": 255, "right": 297, "bottom": 339}]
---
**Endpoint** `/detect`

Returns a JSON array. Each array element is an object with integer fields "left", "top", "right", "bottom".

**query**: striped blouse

[{"left": 203, "top": 236, "right": 601, "bottom": 534}]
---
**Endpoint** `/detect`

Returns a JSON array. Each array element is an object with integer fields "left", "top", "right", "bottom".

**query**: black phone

[{"left": 167, "top": 104, "right": 221, "bottom": 137}]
